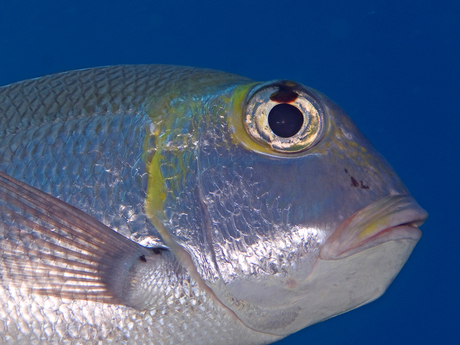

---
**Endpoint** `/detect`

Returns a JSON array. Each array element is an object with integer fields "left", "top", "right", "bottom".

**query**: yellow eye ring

[{"left": 243, "top": 80, "right": 326, "bottom": 153}]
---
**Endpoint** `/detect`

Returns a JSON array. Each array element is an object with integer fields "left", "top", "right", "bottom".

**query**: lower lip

[
  {"left": 372, "top": 224, "right": 422, "bottom": 242},
  {"left": 345, "top": 224, "right": 422, "bottom": 258}
]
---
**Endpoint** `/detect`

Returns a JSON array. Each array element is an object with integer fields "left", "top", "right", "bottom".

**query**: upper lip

[{"left": 320, "top": 195, "right": 428, "bottom": 260}]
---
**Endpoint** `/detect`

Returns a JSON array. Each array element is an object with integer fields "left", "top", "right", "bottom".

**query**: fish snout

[{"left": 320, "top": 195, "right": 428, "bottom": 260}]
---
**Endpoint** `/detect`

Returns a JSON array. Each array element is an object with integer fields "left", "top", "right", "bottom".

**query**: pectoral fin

[{"left": 0, "top": 171, "right": 178, "bottom": 310}]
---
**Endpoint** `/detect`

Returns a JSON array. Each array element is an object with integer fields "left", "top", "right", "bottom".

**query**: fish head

[{"left": 145, "top": 77, "right": 427, "bottom": 336}]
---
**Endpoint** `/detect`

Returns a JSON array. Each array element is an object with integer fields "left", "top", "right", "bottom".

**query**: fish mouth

[{"left": 320, "top": 195, "right": 428, "bottom": 260}]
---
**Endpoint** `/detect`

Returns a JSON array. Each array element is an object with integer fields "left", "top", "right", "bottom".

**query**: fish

[{"left": 0, "top": 65, "right": 427, "bottom": 344}]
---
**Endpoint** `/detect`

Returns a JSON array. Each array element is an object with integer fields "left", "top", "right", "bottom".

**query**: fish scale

[
  {"left": 0, "top": 65, "right": 240, "bottom": 136},
  {"left": 0, "top": 112, "right": 154, "bottom": 241}
]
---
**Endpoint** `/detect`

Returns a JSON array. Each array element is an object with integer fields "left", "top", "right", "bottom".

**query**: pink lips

[{"left": 320, "top": 195, "right": 428, "bottom": 260}]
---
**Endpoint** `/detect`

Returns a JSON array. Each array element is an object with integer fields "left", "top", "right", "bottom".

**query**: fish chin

[{"left": 288, "top": 236, "right": 420, "bottom": 332}]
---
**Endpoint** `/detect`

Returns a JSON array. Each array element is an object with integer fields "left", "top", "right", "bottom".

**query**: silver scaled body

[{"left": 0, "top": 65, "right": 427, "bottom": 344}]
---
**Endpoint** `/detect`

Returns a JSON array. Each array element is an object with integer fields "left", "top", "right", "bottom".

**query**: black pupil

[{"left": 268, "top": 103, "right": 304, "bottom": 138}]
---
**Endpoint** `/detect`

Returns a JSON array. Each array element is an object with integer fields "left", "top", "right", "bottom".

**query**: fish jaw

[
  {"left": 291, "top": 194, "right": 428, "bottom": 331},
  {"left": 320, "top": 194, "right": 427, "bottom": 260},
  {"left": 204, "top": 195, "right": 427, "bottom": 337},
  {"left": 205, "top": 224, "right": 424, "bottom": 337},
  {"left": 233, "top": 195, "right": 428, "bottom": 336},
  {"left": 288, "top": 236, "right": 420, "bottom": 331}
]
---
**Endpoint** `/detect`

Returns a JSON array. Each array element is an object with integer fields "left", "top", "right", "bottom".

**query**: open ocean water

[{"left": 0, "top": 1, "right": 458, "bottom": 344}]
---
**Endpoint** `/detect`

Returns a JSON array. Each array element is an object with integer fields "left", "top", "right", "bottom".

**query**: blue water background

[{"left": 0, "top": 1, "right": 458, "bottom": 344}]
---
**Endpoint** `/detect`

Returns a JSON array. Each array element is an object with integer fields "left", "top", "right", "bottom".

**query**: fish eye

[{"left": 243, "top": 81, "right": 325, "bottom": 153}]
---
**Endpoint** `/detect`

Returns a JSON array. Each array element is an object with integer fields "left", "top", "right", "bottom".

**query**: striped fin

[{"left": 0, "top": 171, "right": 171, "bottom": 308}]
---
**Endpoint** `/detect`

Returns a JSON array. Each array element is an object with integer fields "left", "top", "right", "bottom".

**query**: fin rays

[{"left": 0, "top": 171, "right": 153, "bottom": 305}]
